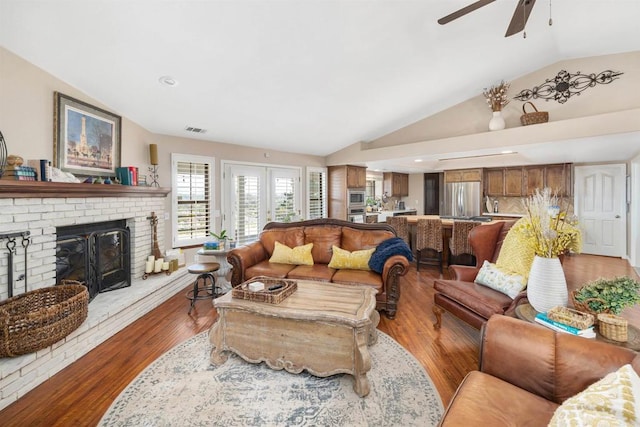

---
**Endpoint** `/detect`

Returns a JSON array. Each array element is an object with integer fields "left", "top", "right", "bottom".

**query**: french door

[{"left": 224, "top": 163, "right": 301, "bottom": 245}]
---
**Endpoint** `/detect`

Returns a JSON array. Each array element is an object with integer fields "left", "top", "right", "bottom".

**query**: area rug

[{"left": 99, "top": 331, "right": 443, "bottom": 426}]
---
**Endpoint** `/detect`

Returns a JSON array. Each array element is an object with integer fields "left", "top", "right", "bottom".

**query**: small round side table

[{"left": 515, "top": 303, "right": 640, "bottom": 351}]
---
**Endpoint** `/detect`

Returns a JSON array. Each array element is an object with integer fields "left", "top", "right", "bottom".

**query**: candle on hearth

[
  {"left": 154, "top": 258, "right": 163, "bottom": 273},
  {"left": 145, "top": 260, "right": 154, "bottom": 273},
  {"left": 162, "top": 261, "right": 169, "bottom": 271},
  {"left": 148, "top": 255, "right": 155, "bottom": 263}
]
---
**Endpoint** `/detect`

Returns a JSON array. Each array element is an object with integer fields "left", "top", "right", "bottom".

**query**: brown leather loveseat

[
  {"left": 433, "top": 220, "right": 523, "bottom": 330},
  {"left": 227, "top": 219, "right": 410, "bottom": 318},
  {"left": 440, "top": 315, "right": 639, "bottom": 426}
]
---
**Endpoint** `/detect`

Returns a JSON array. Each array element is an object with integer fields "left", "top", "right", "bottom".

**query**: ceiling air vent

[{"left": 184, "top": 126, "right": 207, "bottom": 134}]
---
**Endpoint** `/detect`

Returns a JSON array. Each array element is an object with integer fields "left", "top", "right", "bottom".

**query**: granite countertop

[{"left": 482, "top": 212, "right": 526, "bottom": 218}]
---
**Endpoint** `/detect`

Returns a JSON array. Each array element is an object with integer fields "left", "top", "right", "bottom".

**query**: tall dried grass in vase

[{"left": 517, "top": 188, "right": 582, "bottom": 258}]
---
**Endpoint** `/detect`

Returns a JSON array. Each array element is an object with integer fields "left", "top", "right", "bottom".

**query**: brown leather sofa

[
  {"left": 432, "top": 220, "right": 522, "bottom": 330},
  {"left": 227, "top": 218, "right": 410, "bottom": 318},
  {"left": 439, "top": 315, "right": 639, "bottom": 426}
]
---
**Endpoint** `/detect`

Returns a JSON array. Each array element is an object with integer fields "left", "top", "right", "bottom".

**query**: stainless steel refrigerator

[{"left": 443, "top": 182, "right": 481, "bottom": 218}]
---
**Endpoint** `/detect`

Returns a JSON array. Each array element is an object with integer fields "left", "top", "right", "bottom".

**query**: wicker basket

[
  {"left": 598, "top": 313, "right": 628, "bottom": 342},
  {"left": 520, "top": 101, "right": 549, "bottom": 126},
  {"left": 0, "top": 281, "right": 89, "bottom": 357},
  {"left": 570, "top": 290, "right": 610, "bottom": 324},
  {"left": 232, "top": 277, "right": 297, "bottom": 304}
]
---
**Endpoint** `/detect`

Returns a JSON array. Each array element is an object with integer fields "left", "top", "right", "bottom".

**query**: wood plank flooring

[{"left": 1, "top": 254, "right": 638, "bottom": 426}]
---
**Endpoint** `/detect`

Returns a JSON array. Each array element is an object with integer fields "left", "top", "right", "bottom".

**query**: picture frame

[{"left": 53, "top": 92, "right": 121, "bottom": 178}]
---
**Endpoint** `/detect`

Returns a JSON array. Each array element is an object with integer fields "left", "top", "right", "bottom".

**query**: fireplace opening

[{"left": 56, "top": 220, "right": 131, "bottom": 301}]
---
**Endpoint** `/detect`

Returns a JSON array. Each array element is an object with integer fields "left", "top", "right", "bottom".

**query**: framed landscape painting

[{"left": 53, "top": 92, "right": 121, "bottom": 178}]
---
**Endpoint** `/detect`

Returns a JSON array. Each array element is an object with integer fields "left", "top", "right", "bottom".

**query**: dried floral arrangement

[
  {"left": 516, "top": 187, "right": 581, "bottom": 258},
  {"left": 483, "top": 80, "right": 511, "bottom": 112}
]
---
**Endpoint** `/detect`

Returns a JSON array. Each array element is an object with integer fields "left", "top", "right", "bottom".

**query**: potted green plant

[
  {"left": 572, "top": 276, "right": 640, "bottom": 315},
  {"left": 210, "top": 230, "right": 228, "bottom": 250}
]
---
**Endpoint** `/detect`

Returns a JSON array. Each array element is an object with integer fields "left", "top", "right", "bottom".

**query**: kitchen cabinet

[
  {"left": 445, "top": 168, "right": 482, "bottom": 183},
  {"left": 504, "top": 168, "right": 524, "bottom": 196},
  {"left": 485, "top": 169, "right": 504, "bottom": 196},
  {"left": 524, "top": 166, "right": 545, "bottom": 195},
  {"left": 545, "top": 164, "right": 572, "bottom": 196},
  {"left": 383, "top": 172, "right": 409, "bottom": 197},
  {"left": 346, "top": 165, "right": 366, "bottom": 188},
  {"left": 328, "top": 165, "right": 367, "bottom": 220},
  {"left": 485, "top": 163, "right": 572, "bottom": 197}
]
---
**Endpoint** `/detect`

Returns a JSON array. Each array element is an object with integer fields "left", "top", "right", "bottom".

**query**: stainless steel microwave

[{"left": 347, "top": 190, "right": 365, "bottom": 206}]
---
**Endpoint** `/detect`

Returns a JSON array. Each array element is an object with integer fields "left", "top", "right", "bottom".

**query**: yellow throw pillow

[
  {"left": 496, "top": 217, "right": 536, "bottom": 282},
  {"left": 549, "top": 364, "right": 640, "bottom": 426},
  {"left": 269, "top": 241, "right": 314, "bottom": 265},
  {"left": 328, "top": 246, "right": 375, "bottom": 271}
]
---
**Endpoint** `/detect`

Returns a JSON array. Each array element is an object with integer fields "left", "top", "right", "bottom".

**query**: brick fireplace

[{"left": 0, "top": 182, "right": 193, "bottom": 411}]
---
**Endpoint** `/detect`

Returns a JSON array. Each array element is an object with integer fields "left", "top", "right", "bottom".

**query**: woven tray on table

[
  {"left": 547, "top": 306, "right": 594, "bottom": 330},
  {"left": 0, "top": 281, "right": 89, "bottom": 357},
  {"left": 232, "top": 277, "right": 297, "bottom": 304}
]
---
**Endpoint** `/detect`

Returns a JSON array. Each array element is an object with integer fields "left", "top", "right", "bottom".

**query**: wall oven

[{"left": 348, "top": 206, "right": 366, "bottom": 223}]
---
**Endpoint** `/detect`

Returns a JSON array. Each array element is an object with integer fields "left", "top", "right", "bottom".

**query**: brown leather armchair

[
  {"left": 439, "top": 315, "right": 639, "bottom": 426},
  {"left": 432, "top": 220, "right": 523, "bottom": 330}
]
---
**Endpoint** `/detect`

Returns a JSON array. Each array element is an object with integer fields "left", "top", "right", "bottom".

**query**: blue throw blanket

[{"left": 368, "top": 237, "right": 413, "bottom": 274}]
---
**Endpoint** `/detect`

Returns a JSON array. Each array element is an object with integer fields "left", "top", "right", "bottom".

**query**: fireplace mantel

[{"left": 0, "top": 181, "right": 171, "bottom": 198}]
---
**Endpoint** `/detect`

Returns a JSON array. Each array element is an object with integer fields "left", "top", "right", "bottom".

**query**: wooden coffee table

[{"left": 209, "top": 280, "right": 379, "bottom": 397}]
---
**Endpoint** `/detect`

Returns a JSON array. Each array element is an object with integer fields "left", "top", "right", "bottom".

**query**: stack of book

[
  {"left": 1, "top": 165, "right": 37, "bottom": 181},
  {"left": 534, "top": 312, "right": 596, "bottom": 338}
]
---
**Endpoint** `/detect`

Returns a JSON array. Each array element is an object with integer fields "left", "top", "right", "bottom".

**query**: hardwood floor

[{"left": 1, "top": 254, "right": 638, "bottom": 426}]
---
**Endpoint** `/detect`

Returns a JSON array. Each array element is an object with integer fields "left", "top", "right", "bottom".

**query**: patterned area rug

[{"left": 99, "top": 331, "right": 443, "bottom": 426}]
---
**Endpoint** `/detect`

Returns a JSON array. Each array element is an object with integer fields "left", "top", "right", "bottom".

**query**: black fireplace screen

[{"left": 56, "top": 220, "right": 131, "bottom": 301}]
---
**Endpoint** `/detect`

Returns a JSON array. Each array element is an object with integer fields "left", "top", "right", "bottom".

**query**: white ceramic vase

[
  {"left": 488, "top": 111, "right": 506, "bottom": 131},
  {"left": 527, "top": 255, "right": 568, "bottom": 313}
]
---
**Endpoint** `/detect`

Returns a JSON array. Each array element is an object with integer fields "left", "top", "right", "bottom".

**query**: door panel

[{"left": 575, "top": 164, "right": 626, "bottom": 257}]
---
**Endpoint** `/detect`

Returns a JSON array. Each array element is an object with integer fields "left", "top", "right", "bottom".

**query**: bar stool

[
  {"left": 386, "top": 216, "right": 410, "bottom": 248},
  {"left": 449, "top": 220, "right": 482, "bottom": 266},
  {"left": 186, "top": 262, "right": 221, "bottom": 314},
  {"left": 415, "top": 218, "right": 443, "bottom": 272}
]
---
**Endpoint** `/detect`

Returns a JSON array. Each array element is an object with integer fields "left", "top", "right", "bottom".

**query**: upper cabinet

[
  {"left": 346, "top": 165, "right": 367, "bottom": 188},
  {"left": 383, "top": 172, "right": 409, "bottom": 197},
  {"left": 484, "top": 163, "right": 572, "bottom": 197},
  {"left": 444, "top": 168, "right": 482, "bottom": 183}
]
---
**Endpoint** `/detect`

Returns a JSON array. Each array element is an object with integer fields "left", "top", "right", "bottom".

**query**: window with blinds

[
  {"left": 171, "top": 154, "right": 214, "bottom": 247},
  {"left": 307, "top": 167, "right": 327, "bottom": 219},
  {"left": 233, "top": 174, "right": 261, "bottom": 246},
  {"left": 273, "top": 177, "right": 296, "bottom": 222}
]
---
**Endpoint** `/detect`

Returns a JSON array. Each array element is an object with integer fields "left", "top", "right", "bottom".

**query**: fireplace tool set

[{"left": 1, "top": 231, "right": 31, "bottom": 299}]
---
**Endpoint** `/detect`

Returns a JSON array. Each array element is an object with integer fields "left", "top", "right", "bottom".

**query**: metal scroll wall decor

[{"left": 513, "top": 69, "right": 623, "bottom": 104}]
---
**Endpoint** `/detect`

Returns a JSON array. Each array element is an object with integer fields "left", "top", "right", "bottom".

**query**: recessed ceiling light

[
  {"left": 158, "top": 76, "right": 179, "bottom": 87},
  {"left": 501, "top": 150, "right": 514, "bottom": 154},
  {"left": 414, "top": 159, "right": 423, "bottom": 162}
]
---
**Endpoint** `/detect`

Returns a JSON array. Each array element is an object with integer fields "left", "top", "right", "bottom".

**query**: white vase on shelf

[
  {"left": 527, "top": 255, "right": 568, "bottom": 313},
  {"left": 488, "top": 111, "right": 506, "bottom": 131}
]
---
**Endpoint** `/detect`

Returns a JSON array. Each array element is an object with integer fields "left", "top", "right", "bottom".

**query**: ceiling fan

[{"left": 438, "top": 0, "right": 537, "bottom": 37}]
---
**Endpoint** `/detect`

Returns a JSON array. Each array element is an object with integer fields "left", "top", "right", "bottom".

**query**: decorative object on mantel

[
  {"left": 0, "top": 131, "right": 7, "bottom": 178},
  {"left": 520, "top": 101, "right": 549, "bottom": 126},
  {"left": 148, "top": 143, "right": 159, "bottom": 187},
  {"left": 483, "top": 80, "right": 510, "bottom": 131},
  {"left": 516, "top": 188, "right": 582, "bottom": 313},
  {"left": 513, "top": 69, "right": 624, "bottom": 104}
]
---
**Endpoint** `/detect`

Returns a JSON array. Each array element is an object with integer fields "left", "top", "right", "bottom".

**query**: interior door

[{"left": 574, "top": 164, "right": 626, "bottom": 257}]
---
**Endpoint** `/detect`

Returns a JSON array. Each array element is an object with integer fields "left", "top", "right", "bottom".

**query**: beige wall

[{"left": 0, "top": 46, "right": 325, "bottom": 254}]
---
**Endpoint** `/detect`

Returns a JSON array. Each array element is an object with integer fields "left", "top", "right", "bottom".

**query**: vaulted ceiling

[{"left": 1, "top": 0, "right": 639, "bottom": 168}]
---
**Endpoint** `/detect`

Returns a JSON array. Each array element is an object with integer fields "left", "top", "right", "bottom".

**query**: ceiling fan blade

[
  {"left": 505, "top": 0, "right": 537, "bottom": 37},
  {"left": 437, "top": 0, "right": 496, "bottom": 25}
]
